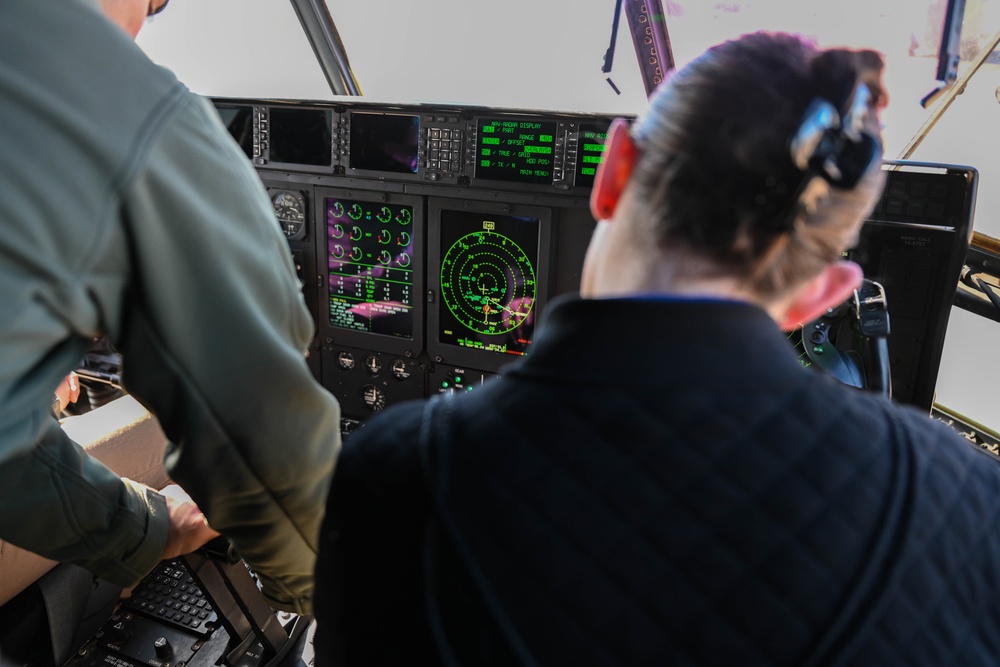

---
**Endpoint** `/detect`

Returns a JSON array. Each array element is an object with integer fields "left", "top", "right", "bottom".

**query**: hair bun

[{"left": 809, "top": 48, "right": 886, "bottom": 111}]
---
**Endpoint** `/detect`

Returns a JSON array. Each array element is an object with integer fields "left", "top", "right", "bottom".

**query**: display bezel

[
  {"left": 345, "top": 111, "right": 422, "bottom": 177},
  {"left": 426, "top": 197, "right": 553, "bottom": 373},
  {"left": 213, "top": 102, "right": 255, "bottom": 160},
  {"left": 470, "top": 115, "right": 559, "bottom": 187},
  {"left": 314, "top": 187, "right": 426, "bottom": 358},
  {"left": 263, "top": 106, "right": 335, "bottom": 173}
]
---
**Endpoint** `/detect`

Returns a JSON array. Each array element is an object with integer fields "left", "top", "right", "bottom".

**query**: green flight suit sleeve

[
  {"left": 0, "top": 415, "right": 170, "bottom": 587},
  {"left": 114, "top": 93, "right": 340, "bottom": 614}
]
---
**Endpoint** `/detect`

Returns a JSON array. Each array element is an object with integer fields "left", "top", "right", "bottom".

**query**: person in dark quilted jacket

[{"left": 313, "top": 31, "right": 1000, "bottom": 666}]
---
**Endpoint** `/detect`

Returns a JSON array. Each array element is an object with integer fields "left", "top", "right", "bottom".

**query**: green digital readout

[
  {"left": 575, "top": 122, "right": 610, "bottom": 188},
  {"left": 475, "top": 118, "right": 556, "bottom": 185}
]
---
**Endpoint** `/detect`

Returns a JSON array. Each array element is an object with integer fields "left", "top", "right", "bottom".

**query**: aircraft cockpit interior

[{"left": 5, "top": 0, "right": 1000, "bottom": 664}]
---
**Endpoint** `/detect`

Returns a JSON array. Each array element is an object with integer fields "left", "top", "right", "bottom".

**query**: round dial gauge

[
  {"left": 271, "top": 190, "right": 307, "bottom": 239},
  {"left": 361, "top": 384, "right": 386, "bottom": 412},
  {"left": 337, "top": 351, "right": 355, "bottom": 370},
  {"left": 440, "top": 230, "right": 536, "bottom": 335},
  {"left": 390, "top": 359, "right": 411, "bottom": 380}
]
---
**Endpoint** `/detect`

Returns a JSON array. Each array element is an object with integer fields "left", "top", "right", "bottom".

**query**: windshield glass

[{"left": 139, "top": 0, "right": 999, "bottom": 225}]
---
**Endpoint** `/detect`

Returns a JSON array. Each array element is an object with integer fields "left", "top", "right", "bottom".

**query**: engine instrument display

[
  {"left": 437, "top": 209, "right": 540, "bottom": 356},
  {"left": 326, "top": 196, "right": 416, "bottom": 338}
]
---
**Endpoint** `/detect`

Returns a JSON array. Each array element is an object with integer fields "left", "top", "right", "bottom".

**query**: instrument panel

[
  {"left": 215, "top": 99, "right": 975, "bottom": 434},
  {"left": 215, "top": 99, "right": 613, "bottom": 194},
  {"left": 214, "top": 98, "right": 616, "bottom": 434}
]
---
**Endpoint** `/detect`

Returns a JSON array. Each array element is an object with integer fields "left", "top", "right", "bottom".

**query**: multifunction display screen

[
  {"left": 214, "top": 104, "right": 254, "bottom": 159},
  {"left": 269, "top": 108, "right": 333, "bottom": 167},
  {"left": 349, "top": 113, "right": 420, "bottom": 174},
  {"left": 437, "top": 209, "right": 539, "bottom": 356},
  {"left": 474, "top": 118, "right": 556, "bottom": 185},
  {"left": 326, "top": 197, "right": 415, "bottom": 338}
]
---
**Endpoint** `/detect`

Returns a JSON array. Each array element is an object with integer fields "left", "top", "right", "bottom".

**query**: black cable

[
  {"left": 602, "top": 0, "right": 624, "bottom": 74},
  {"left": 974, "top": 276, "right": 1000, "bottom": 312}
]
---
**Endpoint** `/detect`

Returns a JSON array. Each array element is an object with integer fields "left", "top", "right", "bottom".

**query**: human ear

[
  {"left": 589, "top": 118, "right": 638, "bottom": 221},
  {"left": 779, "top": 261, "right": 864, "bottom": 331}
]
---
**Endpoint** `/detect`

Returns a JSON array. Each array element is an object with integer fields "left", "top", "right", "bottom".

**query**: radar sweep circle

[{"left": 439, "top": 230, "right": 536, "bottom": 335}]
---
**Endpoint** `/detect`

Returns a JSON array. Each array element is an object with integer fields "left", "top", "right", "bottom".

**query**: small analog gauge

[
  {"left": 365, "top": 354, "right": 382, "bottom": 374},
  {"left": 271, "top": 190, "right": 307, "bottom": 240},
  {"left": 377, "top": 229, "right": 392, "bottom": 244},
  {"left": 348, "top": 203, "right": 364, "bottom": 221},
  {"left": 361, "top": 385, "right": 386, "bottom": 412},
  {"left": 395, "top": 208, "right": 412, "bottom": 225},
  {"left": 337, "top": 351, "right": 355, "bottom": 370},
  {"left": 391, "top": 359, "right": 411, "bottom": 380},
  {"left": 376, "top": 206, "right": 393, "bottom": 224},
  {"left": 330, "top": 223, "right": 345, "bottom": 239},
  {"left": 330, "top": 201, "right": 345, "bottom": 218}
]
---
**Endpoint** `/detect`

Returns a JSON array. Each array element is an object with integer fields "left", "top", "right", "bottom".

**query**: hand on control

[{"left": 160, "top": 484, "right": 221, "bottom": 560}]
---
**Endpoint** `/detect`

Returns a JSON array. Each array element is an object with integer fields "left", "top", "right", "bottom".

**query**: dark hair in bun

[{"left": 628, "top": 31, "right": 885, "bottom": 296}]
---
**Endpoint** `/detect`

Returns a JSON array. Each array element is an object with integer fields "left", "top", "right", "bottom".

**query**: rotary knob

[
  {"left": 154, "top": 637, "right": 172, "bottom": 659},
  {"left": 107, "top": 618, "right": 130, "bottom": 644}
]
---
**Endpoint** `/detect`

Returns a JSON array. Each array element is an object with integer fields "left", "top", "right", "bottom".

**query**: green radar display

[
  {"left": 441, "top": 231, "right": 535, "bottom": 334},
  {"left": 437, "top": 210, "right": 540, "bottom": 356}
]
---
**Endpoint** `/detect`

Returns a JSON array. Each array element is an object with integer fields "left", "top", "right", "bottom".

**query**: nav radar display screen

[
  {"left": 269, "top": 107, "right": 333, "bottom": 167},
  {"left": 575, "top": 123, "right": 610, "bottom": 188},
  {"left": 437, "top": 209, "right": 539, "bottom": 356},
  {"left": 349, "top": 113, "right": 420, "bottom": 174},
  {"left": 325, "top": 196, "right": 415, "bottom": 338},
  {"left": 475, "top": 118, "right": 556, "bottom": 185}
]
